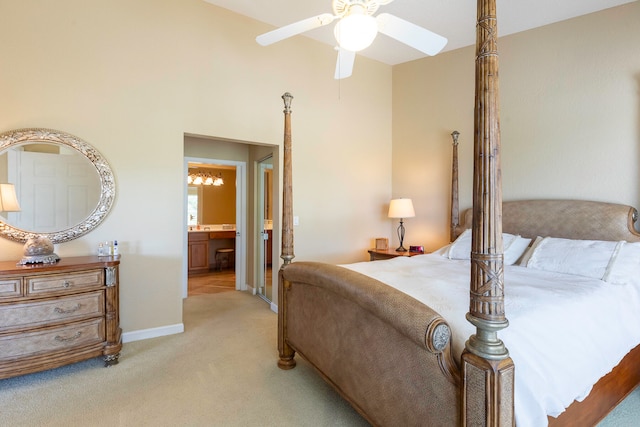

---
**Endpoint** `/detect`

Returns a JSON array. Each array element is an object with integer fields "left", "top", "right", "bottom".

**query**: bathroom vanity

[{"left": 188, "top": 226, "right": 236, "bottom": 274}]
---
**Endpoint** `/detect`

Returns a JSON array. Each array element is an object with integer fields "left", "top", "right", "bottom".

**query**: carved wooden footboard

[{"left": 280, "top": 262, "right": 460, "bottom": 426}]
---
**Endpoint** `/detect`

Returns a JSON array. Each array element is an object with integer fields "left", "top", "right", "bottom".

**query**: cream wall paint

[
  {"left": 0, "top": 0, "right": 392, "bottom": 336},
  {"left": 393, "top": 2, "right": 640, "bottom": 251}
]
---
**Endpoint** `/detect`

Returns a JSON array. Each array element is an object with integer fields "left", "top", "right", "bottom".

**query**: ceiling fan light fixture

[{"left": 334, "top": 9, "right": 378, "bottom": 52}]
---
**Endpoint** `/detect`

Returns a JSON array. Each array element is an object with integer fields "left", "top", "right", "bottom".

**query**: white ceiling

[{"left": 203, "top": 0, "right": 635, "bottom": 65}]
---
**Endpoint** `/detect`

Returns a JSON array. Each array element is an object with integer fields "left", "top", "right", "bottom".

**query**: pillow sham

[
  {"left": 524, "top": 236, "right": 620, "bottom": 280},
  {"left": 605, "top": 241, "right": 640, "bottom": 285},
  {"left": 445, "top": 229, "right": 531, "bottom": 265}
]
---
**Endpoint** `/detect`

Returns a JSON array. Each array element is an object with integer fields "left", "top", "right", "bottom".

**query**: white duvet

[{"left": 342, "top": 253, "right": 640, "bottom": 426}]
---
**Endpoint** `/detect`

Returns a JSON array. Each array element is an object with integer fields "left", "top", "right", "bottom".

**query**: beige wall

[
  {"left": 0, "top": 0, "right": 392, "bottom": 337},
  {"left": 393, "top": 2, "right": 640, "bottom": 251},
  {"left": 199, "top": 169, "right": 236, "bottom": 224}
]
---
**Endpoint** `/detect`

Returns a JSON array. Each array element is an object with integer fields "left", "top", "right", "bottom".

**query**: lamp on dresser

[
  {"left": 388, "top": 198, "right": 415, "bottom": 252},
  {"left": 0, "top": 183, "right": 20, "bottom": 213}
]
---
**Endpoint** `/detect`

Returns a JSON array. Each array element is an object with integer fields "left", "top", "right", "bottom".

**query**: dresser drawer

[
  {"left": 0, "top": 278, "right": 22, "bottom": 299},
  {"left": 0, "top": 291, "right": 105, "bottom": 332},
  {"left": 26, "top": 269, "right": 104, "bottom": 295},
  {"left": 0, "top": 317, "right": 105, "bottom": 360}
]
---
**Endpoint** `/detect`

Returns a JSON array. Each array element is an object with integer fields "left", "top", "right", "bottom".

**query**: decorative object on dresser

[
  {"left": 18, "top": 235, "right": 60, "bottom": 265},
  {"left": 0, "top": 256, "right": 122, "bottom": 379},
  {"left": 387, "top": 198, "right": 415, "bottom": 252}
]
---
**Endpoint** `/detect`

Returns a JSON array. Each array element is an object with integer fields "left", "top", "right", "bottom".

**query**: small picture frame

[
  {"left": 375, "top": 238, "right": 389, "bottom": 250},
  {"left": 409, "top": 245, "right": 424, "bottom": 253}
]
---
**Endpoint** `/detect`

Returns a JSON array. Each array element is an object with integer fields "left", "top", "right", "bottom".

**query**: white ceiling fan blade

[
  {"left": 376, "top": 13, "right": 447, "bottom": 56},
  {"left": 256, "top": 13, "right": 335, "bottom": 46},
  {"left": 334, "top": 48, "right": 355, "bottom": 79}
]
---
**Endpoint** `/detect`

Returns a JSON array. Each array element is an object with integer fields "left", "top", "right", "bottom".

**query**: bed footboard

[{"left": 279, "top": 262, "right": 460, "bottom": 426}]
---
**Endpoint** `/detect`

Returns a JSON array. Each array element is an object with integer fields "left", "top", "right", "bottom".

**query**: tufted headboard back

[{"left": 457, "top": 200, "right": 640, "bottom": 242}]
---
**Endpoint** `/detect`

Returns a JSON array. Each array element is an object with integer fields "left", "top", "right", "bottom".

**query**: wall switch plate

[{"left": 293, "top": 216, "right": 299, "bottom": 226}]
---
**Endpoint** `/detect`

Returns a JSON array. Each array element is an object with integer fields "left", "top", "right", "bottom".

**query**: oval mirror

[{"left": 0, "top": 128, "right": 115, "bottom": 243}]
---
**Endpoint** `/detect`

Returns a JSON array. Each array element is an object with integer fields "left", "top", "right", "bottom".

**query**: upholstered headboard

[{"left": 457, "top": 200, "right": 640, "bottom": 242}]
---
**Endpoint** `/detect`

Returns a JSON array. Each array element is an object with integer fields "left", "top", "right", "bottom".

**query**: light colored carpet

[{"left": 0, "top": 291, "right": 637, "bottom": 426}]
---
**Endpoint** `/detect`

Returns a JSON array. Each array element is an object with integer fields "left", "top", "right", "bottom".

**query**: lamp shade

[
  {"left": 388, "top": 198, "right": 415, "bottom": 219},
  {"left": 0, "top": 183, "right": 21, "bottom": 212}
]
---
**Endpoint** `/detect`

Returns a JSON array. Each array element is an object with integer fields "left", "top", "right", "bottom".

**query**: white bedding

[{"left": 341, "top": 253, "right": 640, "bottom": 426}]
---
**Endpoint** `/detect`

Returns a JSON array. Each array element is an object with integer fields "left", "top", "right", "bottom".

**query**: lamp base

[
  {"left": 18, "top": 235, "right": 61, "bottom": 265},
  {"left": 18, "top": 253, "right": 61, "bottom": 265},
  {"left": 396, "top": 220, "right": 408, "bottom": 253}
]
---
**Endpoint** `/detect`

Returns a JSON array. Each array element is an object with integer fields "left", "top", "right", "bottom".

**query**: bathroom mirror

[{"left": 0, "top": 128, "right": 115, "bottom": 243}]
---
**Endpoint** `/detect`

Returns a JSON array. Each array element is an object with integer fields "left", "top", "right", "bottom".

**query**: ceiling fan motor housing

[{"left": 332, "top": 0, "right": 392, "bottom": 17}]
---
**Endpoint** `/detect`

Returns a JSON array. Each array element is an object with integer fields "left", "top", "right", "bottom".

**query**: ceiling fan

[{"left": 256, "top": 0, "right": 448, "bottom": 79}]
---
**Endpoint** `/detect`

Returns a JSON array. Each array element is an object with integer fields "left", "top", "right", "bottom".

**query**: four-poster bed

[{"left": 275, "top": 1, "right": 640, "bottom": 425}]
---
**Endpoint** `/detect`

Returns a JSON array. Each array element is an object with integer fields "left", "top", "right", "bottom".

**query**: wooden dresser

[{"left": 0, "top": 256, "right": 122, "bottom": 379}]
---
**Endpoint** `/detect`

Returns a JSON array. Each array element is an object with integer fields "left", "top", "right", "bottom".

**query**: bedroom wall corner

[{"left": 392, "top": 1, "right": 640, "bottom": 248}]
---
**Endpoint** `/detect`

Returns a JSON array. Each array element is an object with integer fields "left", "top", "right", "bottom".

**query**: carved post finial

[
  {"left": 282, "top": 92, "right": 293, "bottom": 114},
  {"left": 451, "top": 130, "right": 460, "bottom": 146}
]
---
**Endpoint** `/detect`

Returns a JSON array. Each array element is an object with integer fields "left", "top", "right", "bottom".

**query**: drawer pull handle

[
  {"left": 63, "top": 281, "right": 71, "bottom": 288},
  {"left": 54, "top": 331, "right": 82, "bottom": 342},
  {"left": 54, "top": 304, "right": 82, "bottom": 315}
]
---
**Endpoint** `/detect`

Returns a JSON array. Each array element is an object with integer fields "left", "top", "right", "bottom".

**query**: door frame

[
  {"left": 256, "top": 155, "right": 273, "bottom": 302},
  {"left": 182, "top": 157, "right": 247, "bottom": 298}
]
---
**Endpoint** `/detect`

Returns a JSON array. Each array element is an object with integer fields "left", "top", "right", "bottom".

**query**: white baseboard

[
  {"left": 270, "top": 301, "right": 278, "bottom": 313},
  {"left": 122, "top": 323, "right": 184, "bottom": 343}
]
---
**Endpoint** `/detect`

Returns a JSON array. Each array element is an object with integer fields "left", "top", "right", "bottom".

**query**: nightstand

[{"left": 368, "top": 248, "right": 423, "bottom": 261}]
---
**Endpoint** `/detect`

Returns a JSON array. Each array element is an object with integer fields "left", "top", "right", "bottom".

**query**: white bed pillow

[
  {"left": 433, "top": 244, "right": 451, "bottom": 256},
  {"left": 605, "top": 241, "right": 640, "bottom": 286},
  {"left": 445, "top": 229, "right": 531, "bottom": 265},
  {"left": 504, "top": 235, "right": 534, "bottom": 265},
  {"left": 517, "top": 236, "right": 543, "bottom": 266},
  {"left": 524, "top": 236, "right": 620, "bottom": 280}
]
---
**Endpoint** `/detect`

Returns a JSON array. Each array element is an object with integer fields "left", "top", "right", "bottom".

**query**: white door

[{"left": 11, "top": 148, "right": 99, "bottom": 232}]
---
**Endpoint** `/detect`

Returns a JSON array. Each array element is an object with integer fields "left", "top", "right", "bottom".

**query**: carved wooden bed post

[
  {"left": 280, "top": 92, "right": 295, "bottom": 267},
  {"left": 450, "top": 130, "right": 460, "bottom": 242},
  {"left": 461, "top": 1, "right": 515, "bottom": 425},
  {"left": 278, "top": 92, "right": 296, "bottom": 370}
]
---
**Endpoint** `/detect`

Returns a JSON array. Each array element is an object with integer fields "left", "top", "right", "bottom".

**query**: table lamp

[{"left": 388, "top": 198, "right": 415, "bottom": 252}]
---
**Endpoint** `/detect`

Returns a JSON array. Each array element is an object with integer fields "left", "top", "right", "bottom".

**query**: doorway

[{"left": 183, "top": 158, "right": 246, "bottom": 298}]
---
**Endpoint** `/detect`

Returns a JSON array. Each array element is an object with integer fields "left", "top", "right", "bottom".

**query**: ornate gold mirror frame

[{"left": 0, "top": 128, "right": 115, "bottom": 244}]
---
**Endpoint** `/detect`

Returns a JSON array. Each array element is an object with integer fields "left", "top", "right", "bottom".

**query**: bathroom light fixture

[
  {"left": 211, "top": 173, "right": 224, "bottom": 186},
  {"left": 187, "top": 171, "right": 224, "bottom": 186},
  {"left": 388, "top": 198, "right": 415, "bottom": 252}
]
